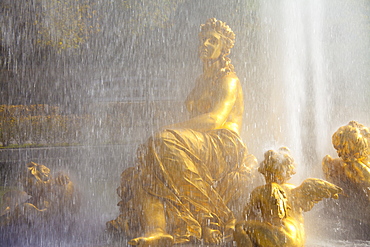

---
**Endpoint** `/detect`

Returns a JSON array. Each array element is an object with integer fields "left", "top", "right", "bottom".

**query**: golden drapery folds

[{"left": 108, "top": 128, "right": 259, "bottom": 244}]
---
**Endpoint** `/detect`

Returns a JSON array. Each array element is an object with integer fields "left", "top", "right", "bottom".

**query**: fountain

[{"left": 0, "top": 0, "right": 370, "bottom": 246}]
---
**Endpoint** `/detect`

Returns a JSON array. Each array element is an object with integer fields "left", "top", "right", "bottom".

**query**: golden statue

[
  {"left": 106, "top": 18, "right": 260, "bottom": 246},
  {"left": 322, "top": 121, "right": 370, "bottom": 237},
  {"left": 234, "top": 148, "right": 343, "bottom": 247},
  {"left": 0, "top": 162, "right": 80, "bottom": 240}
]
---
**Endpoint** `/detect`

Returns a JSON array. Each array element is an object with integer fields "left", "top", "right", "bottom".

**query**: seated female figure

[{"left": 107, "top": 18, "right": 259, "bottom": 246}]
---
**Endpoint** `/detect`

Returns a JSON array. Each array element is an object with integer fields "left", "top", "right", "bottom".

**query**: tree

[{"left": 35, "top": 0, "right": 100, "bottom": 51}]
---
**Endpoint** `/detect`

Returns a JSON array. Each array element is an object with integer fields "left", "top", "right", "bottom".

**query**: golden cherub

[
  {"left": 322, "top": 121, "right": 370, "bottom": 237},
  {"left": 234, "top": 148, "right": 342, "bottom": 247}
]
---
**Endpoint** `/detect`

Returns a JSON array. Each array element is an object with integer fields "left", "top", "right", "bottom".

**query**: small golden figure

[
  {"left": 106, "top": 18, "right": 260, "bottom": 246},
  {"left": 322, "top": 121, "right": 370, "bottom": 237},
  {"left": 234, "top": 148, "right": 342, "bottom": 247},
  {"left": 0, "top": 189, "right": 29, "bottom": 226},
  {"left": 0, "top": 162, "right": 80, "bottom": 237}
]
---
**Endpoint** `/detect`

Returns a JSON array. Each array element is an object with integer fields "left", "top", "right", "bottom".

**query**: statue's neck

[{"left": 202, "top": 59, "right": 222, "bottom": 79}]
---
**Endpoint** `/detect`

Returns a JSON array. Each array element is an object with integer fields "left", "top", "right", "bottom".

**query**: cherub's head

[
  {"left": 22, "top": 162, "right": 51, "bottom": 195},
  {"left": 332, "top": 121, "right": 370, "bottom": 162},
  {"left": 258, "top": 147, "right": 296, "bottom": 184}
]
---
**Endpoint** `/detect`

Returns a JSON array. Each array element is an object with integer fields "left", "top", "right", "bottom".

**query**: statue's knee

[
  {"left": 234, "top": 222, "right": 247, "bottom": 235},
  {"left": 234, "top": 222, "right": 253, "bottom": 247},
  {"left": 150, "top": 130, "right": 177, "bottom": 152},
  {"left": 153, "top": 129, "right": 175, "bottom": 141}
]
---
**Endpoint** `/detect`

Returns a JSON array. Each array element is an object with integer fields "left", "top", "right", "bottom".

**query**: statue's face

[
  {"left": 273, "top": 170, "right": 291, "bottom": 184},
  {"left": 199, "top": 30, "right": 223, "bottom": 61},
  {"left": 33, "top": 164, "right": 51, "bottom": 182},
  {"left": 23, "top": 163, "right": 51, "bottom": 195},
  {"left": 336, "top": 143, "right": 367, "bottom": 162}
]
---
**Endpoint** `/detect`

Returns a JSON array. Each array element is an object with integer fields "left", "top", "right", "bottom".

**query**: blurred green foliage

[
  {"left": 121, "top": 0, "right": 185, "bottom": 32},
  {"left": 0, "top": 104, "right": 88, "bottom": 146},
  {"left": 0, "top": 103, "right": 145, "bottom": 147},
  {"left": 35, "top": 0, "right": 101, "bottom": 51}
]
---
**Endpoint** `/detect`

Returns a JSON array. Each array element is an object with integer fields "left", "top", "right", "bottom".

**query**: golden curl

[
  {"left": 199, "top": 18, "right": 235, "bottom": 77},
  {"left": 258, "top": 147, "right": 296, "bottom": 182},
  {"left": 200, "top": 18, "right": 235, "bottom": 52},
  {"left": 332, "top": 121, "right": 370, "bottom": 162}
]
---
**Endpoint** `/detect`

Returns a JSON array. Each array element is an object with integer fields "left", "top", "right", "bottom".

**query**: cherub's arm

[
  {"left": 243, "top": 189, "right": 261, "bottom": 221},
  {"left": 343, "top": 161, "right": 370, "bottom": 186}
]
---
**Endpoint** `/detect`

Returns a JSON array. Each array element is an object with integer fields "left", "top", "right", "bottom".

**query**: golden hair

[
  {"left": 332, "top": 121, "right": 370, "bottom": 162},
  {"left": 259, "top": 147, "right": 296, "bottom": 183},
  {"left": 199, "top": 18, "right": 235, "bottom": 77}
]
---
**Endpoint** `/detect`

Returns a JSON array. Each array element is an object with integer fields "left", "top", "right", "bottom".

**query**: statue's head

[
  {"left": 259, "top": 147, "right": 296, "bottom": 184},
  {"left": 332, "top": 121, "right": 370, "bottom": 162},
  {"left": 199, "top": 18, "right": 235, "bottom": 60},
  {"left": 23, "top": 162, "right": 51, "bottom": 195}
]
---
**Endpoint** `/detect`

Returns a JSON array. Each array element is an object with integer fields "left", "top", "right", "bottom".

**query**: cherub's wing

[
  {"left": 322, "top": 155, "right": 345, "bottom": 183},
  {"left": 291, "top": 178, "right": 343, "bottom": 211},
  {"left": 296, "top": 178, "right": 343, "bottom": 199}
]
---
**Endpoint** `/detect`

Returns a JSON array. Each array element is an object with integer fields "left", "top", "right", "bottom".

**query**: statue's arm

[
  {"left": 323, "top": 155, "right": 370, "bottom": 186},
  {"left": 184, "top": 80, "right": 199, "bottom": 115},
  {"left": 243, "top": 188, "right": 262, "bottom": 221},
  {"left": 165, "top": 76, "right": 238, "bottom": 132},
  {"left": 343, "top": 161, "right": 370, "bottom": 187}
]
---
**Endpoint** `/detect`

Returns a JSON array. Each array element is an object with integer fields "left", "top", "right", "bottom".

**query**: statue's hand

[
  {"left": 202, "top": 227, "right": 223, "bottom": 245},
  {"left": 54, "top": 173, "right": 70, "bottom": 186}
]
